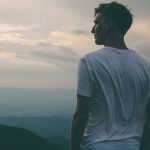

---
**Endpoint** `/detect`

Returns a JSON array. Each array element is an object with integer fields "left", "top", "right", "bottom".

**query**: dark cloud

[
  {"left": 58, "top": 45, "right": 79, "bottom": 57},
  {"left": 0, "top": 41, "right": 79, "bottom": 63},
  {"left": 31, "top": 45, "right": 79, "bottom": 63},
  {"left": 70, "top": 30, "right": 91, "bottom": 36},
  {"left": 38, "top": 42, "right": 51, "bottom": 47}
]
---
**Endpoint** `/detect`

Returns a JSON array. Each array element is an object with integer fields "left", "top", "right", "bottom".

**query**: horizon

[{"left": 0, "top": 88, "right": 76, "bottom": 117}]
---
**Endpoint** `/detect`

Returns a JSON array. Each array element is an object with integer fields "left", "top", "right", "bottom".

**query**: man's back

[
  {"left": 70, "top": 2, "right": 149, "bottom": 150},
  {"left": 76, "top": 47, "right": 150, "bottom": 149}
]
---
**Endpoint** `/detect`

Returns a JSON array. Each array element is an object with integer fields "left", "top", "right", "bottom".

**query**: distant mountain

[
  {"left": 0, "top": 87, "right": 76, "bottom": 117},
  {"left": 47, "top": 135, "right": 69, "bottom": 150},
  {"left": 0, "top": 116, "right": 72, "bottom": 138},
  {"left": 0, "top": 125, "right": 63, "bottom": 150}
]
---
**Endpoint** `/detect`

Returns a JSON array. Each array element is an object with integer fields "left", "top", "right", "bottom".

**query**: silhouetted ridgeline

[
  {"left": 0, "top": 116, "right": 71, "bottom": 138},
  {"left": 0, "top": 118, "right": 149, "bottom": 150},
  {"left": 0, "top": 125, "right": 63, "bottom": 150},
  {"left": 47, "top": 135, "right": 69, "bottom": 150}
]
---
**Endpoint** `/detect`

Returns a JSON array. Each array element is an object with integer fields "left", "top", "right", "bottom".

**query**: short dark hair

[{"left": 94, "top": 1, "right": 133, "bottom": 35}]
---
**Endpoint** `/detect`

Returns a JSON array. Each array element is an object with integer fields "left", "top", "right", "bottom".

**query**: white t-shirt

[{"left": 76, "top": 47, "right": 150, "bottom": 149}]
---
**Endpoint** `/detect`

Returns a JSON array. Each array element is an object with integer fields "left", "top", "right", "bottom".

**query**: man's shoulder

[{"left": 81, "top": 48, "right": 106, "bottom": 60}]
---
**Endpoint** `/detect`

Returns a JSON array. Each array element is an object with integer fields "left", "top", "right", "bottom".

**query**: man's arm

[
  {"left": 70, "top": 95, "right": 90, "bottom": 150},
  {"left": 140, "top": 98, "right": 150, "bottom": 150}
]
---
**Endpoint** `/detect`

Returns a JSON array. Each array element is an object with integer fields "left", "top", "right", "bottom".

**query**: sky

[{"left": 0, "top": 0, "right": 149, "bottom": 89}]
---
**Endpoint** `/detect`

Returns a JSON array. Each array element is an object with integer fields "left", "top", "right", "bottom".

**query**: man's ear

[{"left": 105, "top": 19, "right": 113, "bottom": 31}]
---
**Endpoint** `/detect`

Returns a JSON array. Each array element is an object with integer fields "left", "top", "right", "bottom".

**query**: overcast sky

[{"left": 0, "top": 0, "right": 149, "bottom": 88}]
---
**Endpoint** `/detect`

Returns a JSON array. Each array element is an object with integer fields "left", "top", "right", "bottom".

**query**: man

[{"left": 70, "top": 1, "right": 150, "bottom": 150}]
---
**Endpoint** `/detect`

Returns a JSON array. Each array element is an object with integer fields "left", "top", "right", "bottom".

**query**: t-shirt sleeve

[{"left": 76, "top": 57, "right": 92, "bottom": 98}]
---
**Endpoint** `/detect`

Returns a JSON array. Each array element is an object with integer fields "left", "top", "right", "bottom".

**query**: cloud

[
  {"left": 131, "top": 18, "right": 150, "bottom": 40},
  {"left": 0, "top": 0, "right": 149, "bottom": 88},
  {"left": 70, "top": 30, "right": 91, "bottom": 36},
  {"left": 0, "top": 40, "right": 79, "bottom": 69},
  {"left": 49, "top": 30, "right": 99, "bottom": 55},
  {"left": 120, "top": 0, "right": 150, "bottom": 18},
  {"left": 0, "top": 33, "right": 48, "bottom": 46},
  {"left": 0, "top": 51, "right": 15, "bottom": 62},
  {"left": 126, "top": 18, "right": 150, "bottom": 60},
  {"left": 31, "top": 45, "right": 79, "bottom": 63},
  {"left": 0, "top": 24, "right": 39, "bottom": 33},
  {"left": 132, "top": 45, "right": 150, "bottom": 61},
  {"left": 0, "top": 23, "right": 46, "bottom": 46}
]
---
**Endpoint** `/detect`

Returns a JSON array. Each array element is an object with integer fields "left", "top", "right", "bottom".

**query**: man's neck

[{"left": 104, "top": 35, "right": 128, "bottom": 50}]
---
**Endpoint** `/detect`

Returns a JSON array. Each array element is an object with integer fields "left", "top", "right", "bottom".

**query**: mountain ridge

[{"left": 0, "top": 125, "right": 64, "bottom": 150}]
